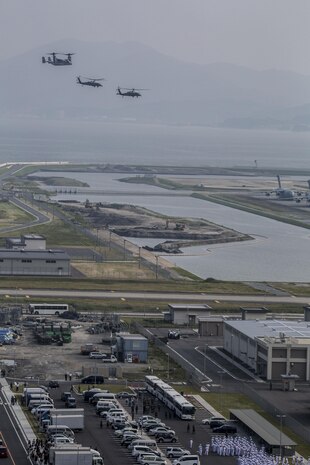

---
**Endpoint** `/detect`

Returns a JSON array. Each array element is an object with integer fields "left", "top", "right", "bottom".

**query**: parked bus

[
  {"left": 28, "top": 303, "right": 69, "bottom": 316},
  {"left": 145, "top": 375, "right": 195, "bottom": 420}
]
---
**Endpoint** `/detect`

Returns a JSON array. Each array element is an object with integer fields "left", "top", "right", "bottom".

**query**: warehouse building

[
  {"left": 0, "top": 249, "right": 70, "bottom": 276},
  {"left": 165, "top": 304, "right": 212, "bottom": 325},
  {"left": 224, "top": 318, "right": 310, "bottom": 381},
  {"left": 115, "top": 334, "right": 148, "bottom": 363}
]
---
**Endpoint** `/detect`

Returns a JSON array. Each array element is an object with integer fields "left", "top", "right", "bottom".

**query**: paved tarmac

[{"left": 0, "top": 288, "right": 309, "bottom": 304}]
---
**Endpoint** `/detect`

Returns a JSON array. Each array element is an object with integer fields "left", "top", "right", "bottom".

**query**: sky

[{"left": 1, "top": 0, "right": 310, "bottom": 75}]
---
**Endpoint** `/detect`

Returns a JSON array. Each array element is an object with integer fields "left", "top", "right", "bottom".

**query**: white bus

[
  {"left": 145, "top": 375, "right": 196, "bottom": 420},
  {"left": 28, "top": 303, "right": 69, "bottom": 316}
]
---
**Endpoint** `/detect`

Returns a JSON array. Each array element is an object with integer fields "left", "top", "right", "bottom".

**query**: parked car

[
  {"left": 83, "top": 388, "right": 103, "bottom": 402},
  {"left": 65, "top": 396, "right": 76, "bottom": 408},
  {"left": 166, "top": 448, "right": 191, "bottom": 459},
  {"left": 209, "top": 419, "right": 226, "bottom": 429},
  {"left": 212, "top": 424, "right": 237, "bottom": 434},
  {"left": 172, "top": 455, "right": 200, "bottom": 465},
  {"left": 136, "top": 452, "right": 163, "bottom": 463},
  {"left": 139, "top": 455, "right": 166, "bottom": 465},
  {"left": 121, "top": 434, "right": 141, "bottom": 446},
  {"left": 81, "top": 375, "right": 104, "bottom": 384},
  {"left": 156, "top": 434, "right": 178, "bottom": 444},
  {"left": 48, "top": 380, "right": 60, "bottom": 388},
  {"left": 50, "top": 435, "right": 75, "bottom": 445},
  {"left": 61, "top": 391, "right": 71, "bottom": 402},
  {"left": 149, "top": 427, "right": 175, "bottom": 437},
  {"left": 144, "top": 421, "right": 166, "bottom": 431},
  {"left": 132, "top": 446, "right": 162, "bottom": 458},
  {"left": 202, "top": 416, "right": 225, "bottom": 425},
  {"left": 115, "top": 427, "right": 138, "bottom": 438},
  {"left": 0, "top": 446, "right": 8, "bottom": 458},
  {"left": 89, "top": 352, "right": 106, "bottom": 359},
  {"left": 116, "top": 391, "right": 137, "bottom": 399},
  {"left": 138, "top": 415, "right": 157, "bottom": 425}
]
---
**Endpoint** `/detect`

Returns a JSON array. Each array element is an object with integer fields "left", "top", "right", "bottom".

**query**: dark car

[
  {"left": 48, "top": 380, "right": 60, "bottom": 389},
  {"left": 155, "top": 432, "right": 177, "bottom": 443},
  {"left": 61, "top": 391, "right": 71, "bottom": 402},
  {"left": 209, "top": 419, "right": 226, "bottom": 429},
  {"left": 83, "top": 388, "right": 103, "bottom": 402},
  {"left": 81, "top": 375, "right": 104, "bottom": 384},
  {"left": 65, "top": 396, "right": 76, "bottom": 408},
  {"left": 0, "top": 446, "right": 8, "bottom": 458},
  {"left": 121, "top": 434, "right": 140, "bottom": 446},
  {"left": 116, "top": 391, "right": 137, "bottom": 399},
  {"left": 212, "top": 424, "right": 237, "bottom": 434}
]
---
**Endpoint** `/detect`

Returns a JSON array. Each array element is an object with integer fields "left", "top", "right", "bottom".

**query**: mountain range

[{"left": 1, "top": 39, "right": 310, "bottom": 129}]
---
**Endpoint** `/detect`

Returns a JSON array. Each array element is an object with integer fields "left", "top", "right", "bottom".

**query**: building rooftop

[
  {"left": 0, "top": 249, "right": 69, "bottom": 260},
  {"left": 225, "top": 319, "right": 310, "bottom": 341},
  {"left": 22, "top": 234, "right": 45, "bottom": 240},
  {"left": 168, "top": 304, "right": 212, "bottom": 311},
  {"left": 230, "top": 409, "right": 296, "bottom": 447},
  {"left": 120, "top": 334, "right": 147, "bottom": 341}
]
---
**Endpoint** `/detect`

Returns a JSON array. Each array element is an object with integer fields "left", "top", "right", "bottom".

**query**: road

[
  {"left": 0, "top": 288, "right": 309, "bottom": 305},
  {"left": 0, "top": 390, "right": 29, "bottom": 464}
]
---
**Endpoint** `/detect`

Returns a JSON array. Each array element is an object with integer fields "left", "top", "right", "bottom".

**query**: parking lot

[{"left": 44, "top": 383, "right": 238, "bottom": 465}]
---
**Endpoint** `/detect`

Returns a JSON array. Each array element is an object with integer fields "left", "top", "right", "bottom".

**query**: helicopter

[
  {"left": 42, "top": 52, "right": 75, "bottom": 66},
  {"left": 76, "top": 76, "right": 105, "bottom": 88},
  {"left": 116, "top": 87, "right": 148, "bottom": 98}
]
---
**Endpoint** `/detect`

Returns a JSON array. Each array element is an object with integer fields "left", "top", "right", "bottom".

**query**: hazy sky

[{"left": 2, "top": 0, "right": 310, "bottom": 74}]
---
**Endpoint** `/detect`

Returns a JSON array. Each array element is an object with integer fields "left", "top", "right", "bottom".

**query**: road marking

[{"left": 0, "top": 431, "right": 16, "bottom": 465}]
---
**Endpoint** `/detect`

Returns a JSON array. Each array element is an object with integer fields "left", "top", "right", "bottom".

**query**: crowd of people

[{"left": 26, "top": 438, "right": 50, "bottom": 465}]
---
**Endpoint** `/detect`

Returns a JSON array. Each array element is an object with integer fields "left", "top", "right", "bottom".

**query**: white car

[
  {"left": 166, "top": 448, "right": 191, "bottom": 459},
  {"left": 49, "top": 435, "right": 75, "bottom": 445},
  {"left": 139, "top": 455, "right": 166, "bottom": 465},
  {"left": 138, "top": 415, "right": 157, "bottom": 425},
  {"left": 31, "top": 404, "right": 53, "bottom": 416},
  {"left": 132, "top": 446, "right": 162, "bottom": 458},
  {"left": 202, "top": 416, "right": 225, "bottom": 425},
  {"left": 89, "top": 352, "right": 106, "bottom": 359},
  {"left": 115, "top": 427, "right": 137, "bottom": 438},
  {"left": 149, "top": 427, "right": 175, "bottom": 436},
  {"left": 173, "top": 455, "right": 200, "bottom": 465}
]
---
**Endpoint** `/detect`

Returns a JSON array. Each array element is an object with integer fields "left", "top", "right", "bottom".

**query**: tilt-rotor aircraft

[
  {"left": 116, "top": 87, "right": 148, "bottom": 98},
  {"left": 42, "top": 52, "right": 75, "bottom": 66},
  {"left": 77, "top": 76, "right": 105, "bottom": 88}
]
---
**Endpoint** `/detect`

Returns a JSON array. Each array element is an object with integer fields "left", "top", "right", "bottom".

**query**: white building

[{"left": 224, "top": 319, "right": 310, "bottom": 381}]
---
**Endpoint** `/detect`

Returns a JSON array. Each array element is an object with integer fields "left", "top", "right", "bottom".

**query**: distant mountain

[{"left": 0, "top": 39, "right": 310, "bottom": 129}]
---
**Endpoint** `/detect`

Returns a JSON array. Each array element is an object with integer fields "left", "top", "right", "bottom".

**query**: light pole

[
  {"left": 155, "top": 255, "right": 159, "bottom": 279},
  {"left": 123, "top": 239, "right": 126, "bottom": 260},
  {"left": 167, "top": 354, "right": 170, "bottom": 380},
  {"left": 217, "top": 370, "right": 225, "bottom": 413},
  {"left": 276, "top": 414, "right": 286, "bottom": 457}
]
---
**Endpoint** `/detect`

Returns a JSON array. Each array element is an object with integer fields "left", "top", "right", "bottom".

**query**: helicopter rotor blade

[
  {"left": 82, "top": 77, "right": 105, "bottom": 81},
  {"left": 121, "top": 87, "right": 149, "bottom": 91}
]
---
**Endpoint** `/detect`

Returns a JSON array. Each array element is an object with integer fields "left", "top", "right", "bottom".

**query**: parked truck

[
  {"left": 50, "top": 408, "right": 84, "bottom": 417},
  {"left": 49, "top": 445, "right": 103, "bottom": 465},
  {"left": 50, "top": 414, "right": 84, "bottom": 431},
  {"left": 80, "top": 343, "right": 98, "bottom": 355}
]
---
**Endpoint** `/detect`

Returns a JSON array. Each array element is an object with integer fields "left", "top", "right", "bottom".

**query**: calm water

[
  {"left": 40, "top": 171, "right": 310, "bottom": 282},
  {"left": 1, "top": 118, "right": 310, "bottom": 168}
]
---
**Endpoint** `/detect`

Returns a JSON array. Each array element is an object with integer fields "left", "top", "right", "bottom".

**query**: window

[
  {"left": 46, "top": 260, "right": 56, "bottom": 263},
  {"left": 21, "top": 259, "right": 32, "bottom": 263}
]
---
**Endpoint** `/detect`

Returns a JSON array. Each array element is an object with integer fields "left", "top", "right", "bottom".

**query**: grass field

[{"left": 0, "top": 201, "right": 34, "bottom": 229}]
